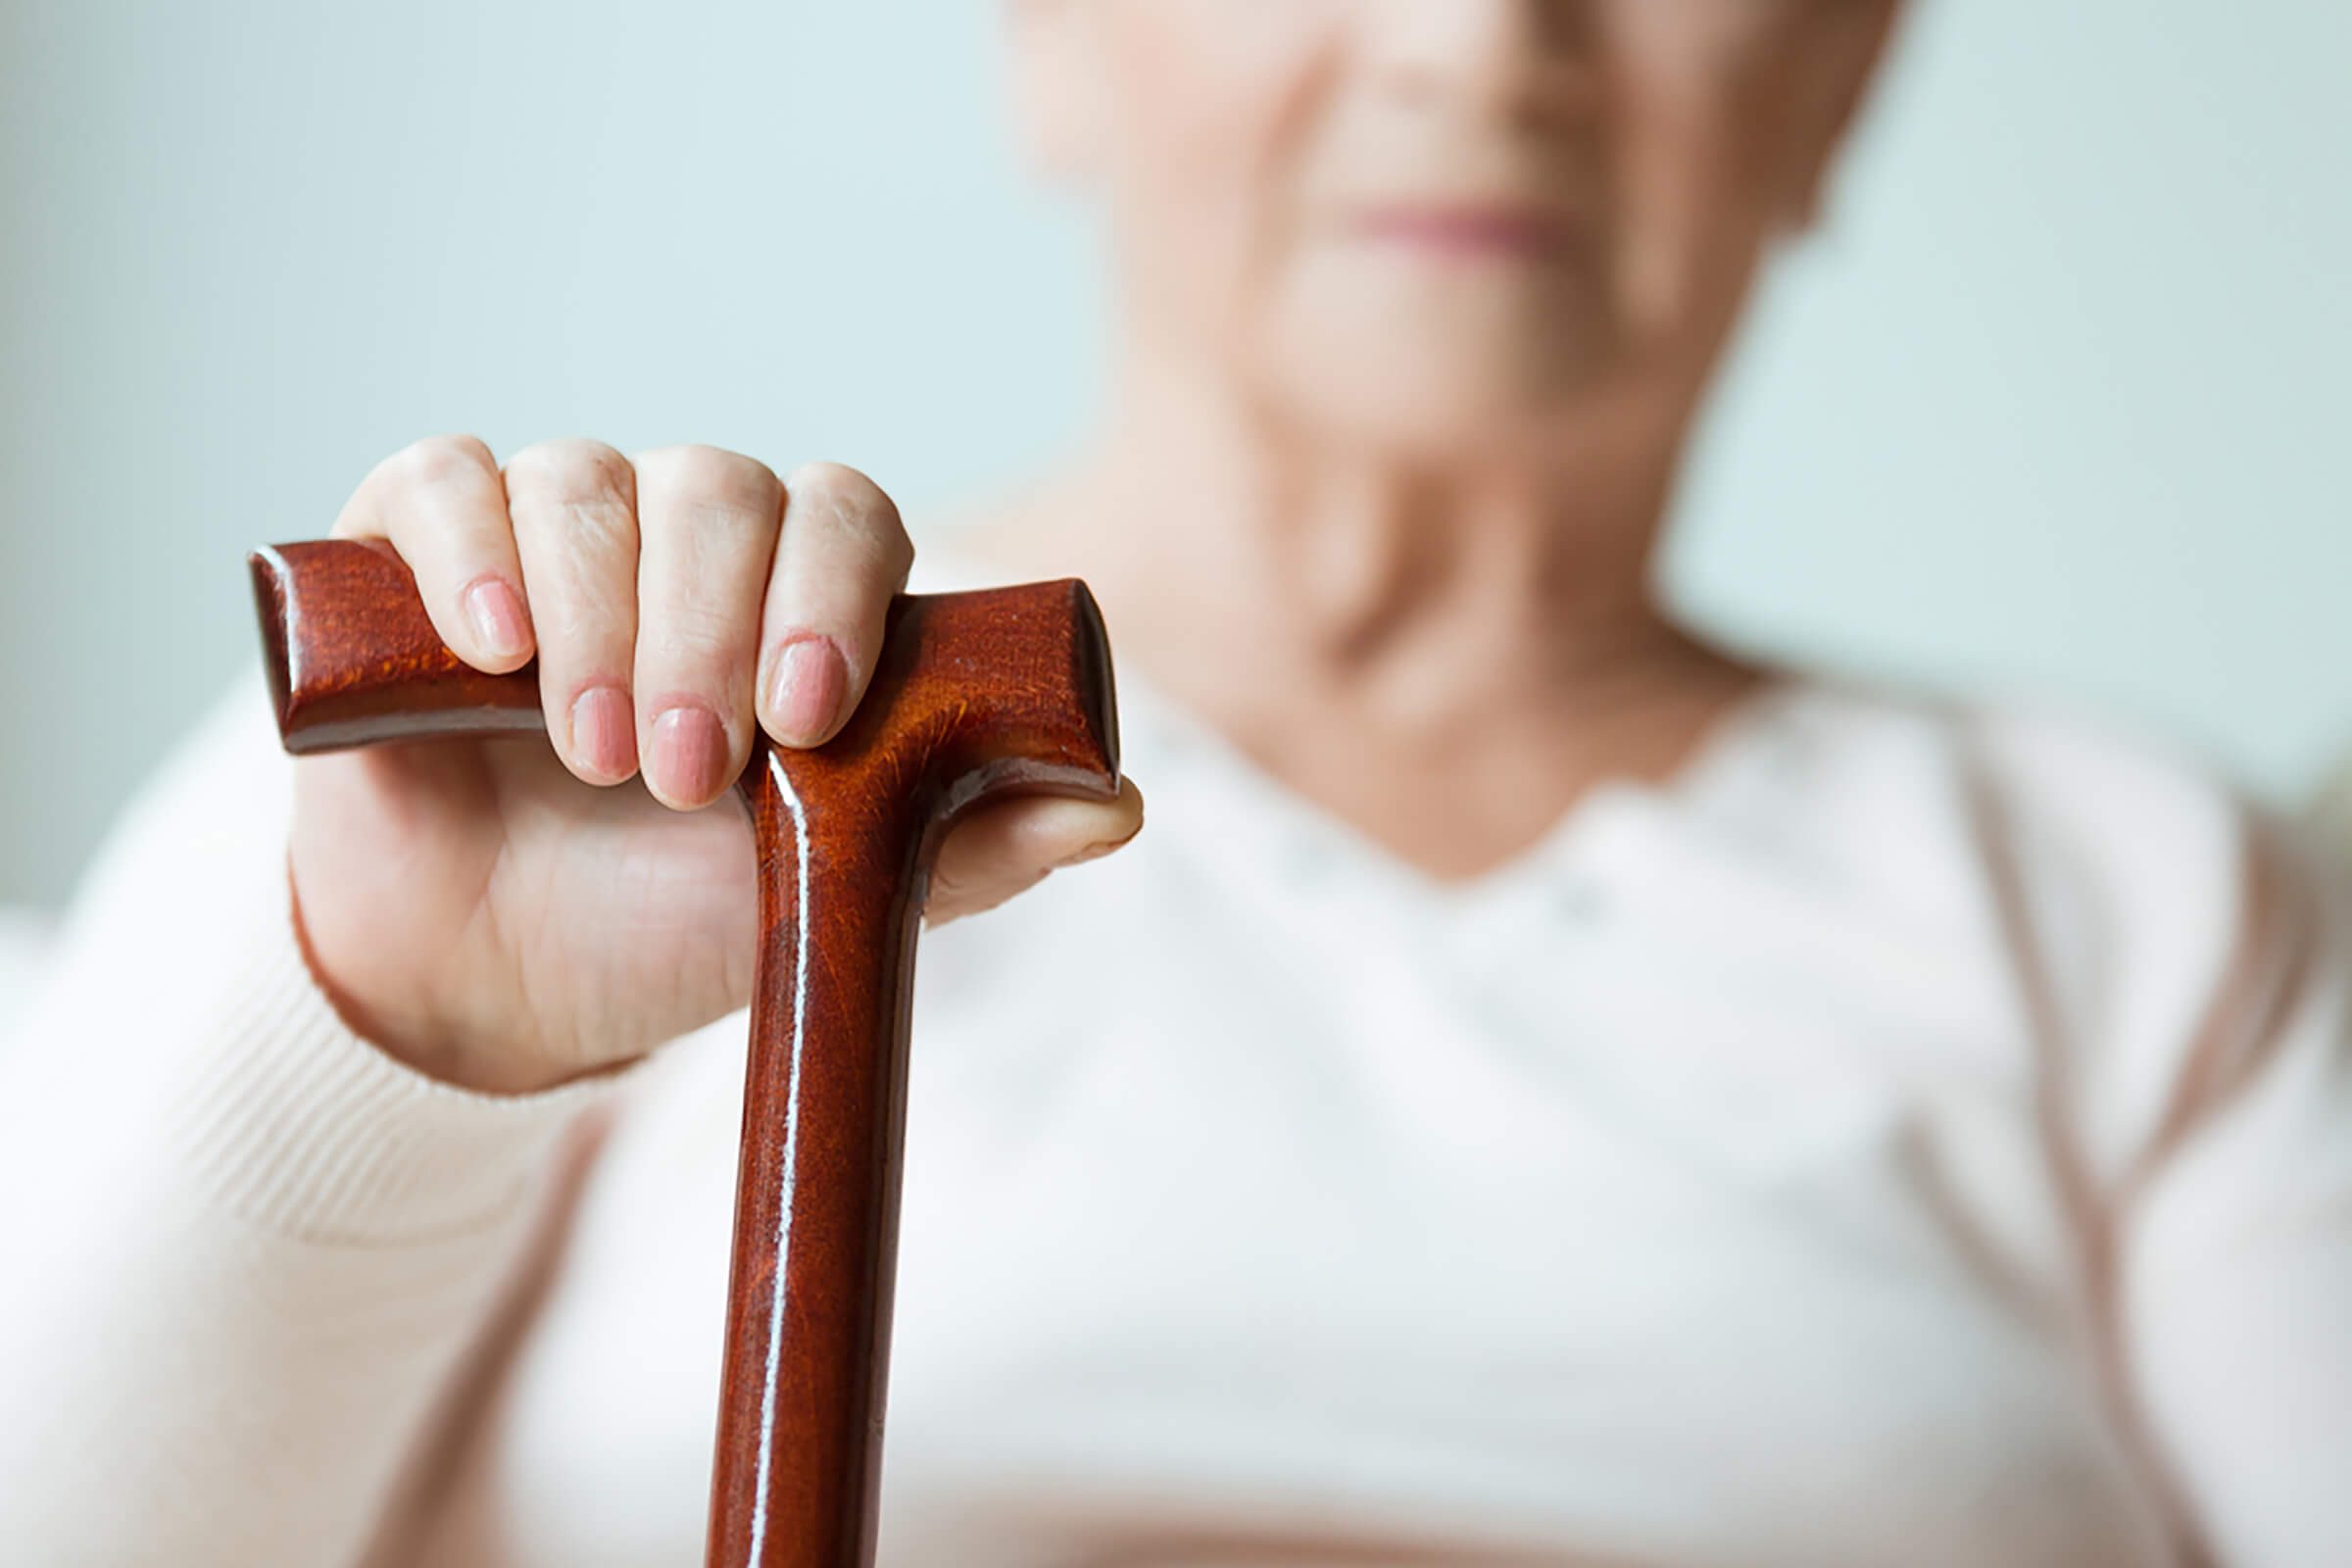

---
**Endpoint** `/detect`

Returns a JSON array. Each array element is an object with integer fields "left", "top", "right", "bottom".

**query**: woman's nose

[{"left": 1366, "top": 0, "right": 1598, "bottom": 128}]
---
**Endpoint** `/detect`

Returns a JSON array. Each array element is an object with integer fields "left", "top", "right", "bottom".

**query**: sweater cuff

[{"left": 162, "top": 871, "right": 634, "bottom": 1247}]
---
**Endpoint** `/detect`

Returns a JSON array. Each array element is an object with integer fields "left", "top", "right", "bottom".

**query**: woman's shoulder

[
  {"left": 1738, "top": 666, "right": 2302, "bottom": 996},
  {"left": 1813, "top": 669, "right": 2339, "bottom": 1126},
  {"left": 1761, "top": 668, "right": 2350, "bottom": 1176},
  {"left": 1913, "top": 675, "right": 2309, "bottom": 935},
  {"left": 1656, "top": 664, "right": 2261, "bottom": 901},
  {"left": 1774, "top": 666, "right": 2272, "bottom": 877}
]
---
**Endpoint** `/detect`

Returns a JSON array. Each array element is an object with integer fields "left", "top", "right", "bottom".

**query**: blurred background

[{"left": 2, "top": 0, "right": 2347, "bottom": 912}]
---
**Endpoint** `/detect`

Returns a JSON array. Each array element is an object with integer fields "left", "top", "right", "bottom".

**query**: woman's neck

[
  {"left": 979, "top": 361, "right": 1747, "bottom": 728},
  {"left": 952, "top": 367, "right": 1773, "bottom": 880}
]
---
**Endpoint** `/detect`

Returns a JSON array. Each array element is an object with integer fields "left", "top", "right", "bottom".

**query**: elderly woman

[{"left": 4, "top": 3, "right": 2346, "bottom": 1564}]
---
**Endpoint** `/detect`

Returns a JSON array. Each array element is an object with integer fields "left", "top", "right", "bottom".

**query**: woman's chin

[
  {"left": 1252, "top": 308, "right": 1632, "bottom": 458},
  {"left": 1262, "top": 361, "right": 1618, "bottom": 466}
]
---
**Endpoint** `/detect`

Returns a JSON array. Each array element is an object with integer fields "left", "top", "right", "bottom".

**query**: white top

[{"left": 4, "top": 548, "right": 2350, "bottom": 1568}]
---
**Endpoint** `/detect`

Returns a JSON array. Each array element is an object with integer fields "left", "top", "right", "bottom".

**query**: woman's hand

[{"left": 286, "top": 435, "right": 1143, "bottom": 1095}]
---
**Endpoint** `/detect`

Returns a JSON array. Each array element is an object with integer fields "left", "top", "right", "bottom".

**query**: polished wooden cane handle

[{"left": 249, "top": 537, "right": 1122, "bottom": 1567}]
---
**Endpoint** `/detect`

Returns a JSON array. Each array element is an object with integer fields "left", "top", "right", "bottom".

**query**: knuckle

[
  {"left": 848, "top": 524, "right": 915, "bottom": 589},
  {"left": 786, "top": 462, "right": 911, "bottom": 575},
  {"left": 633, "top": 445, "right": 783, "bottom": 550},
  {"left": 648, "top": 600, "right": 741, "bottom": 664},
  {"left": 505, "top": 438, "right": 634, "bottom": 506},
  {"left": 788, "top": 461, "right": 899, "bottom": 525},
  {"left": 671, "top": 499, "right": 774, "bottom": 549},
  {"left": 392, "top": 432, "right": 496, "bottom": 491},
  {"left": 506, "top": 440, "right": 638, "bottom": 557},
  {"left": 635, "top": 443, "right": 783, "bottom": 519}
]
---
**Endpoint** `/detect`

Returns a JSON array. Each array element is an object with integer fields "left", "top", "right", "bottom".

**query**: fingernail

[
  {"left": 764, "top": 635, "right": 848, "bottom": 748},
  {"left": 569, "top": 686, "right": 634, "bottom": 781},
  {"left": 649, "top": 705, "right": 729, "bottom": 803},
  {"left": 463, "top": 576, "right": 530, "bottom": 662}
]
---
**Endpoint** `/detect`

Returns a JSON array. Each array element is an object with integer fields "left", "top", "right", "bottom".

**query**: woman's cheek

[{"left": 1102, "top": 5, "right": 1343, "bottom": 344}]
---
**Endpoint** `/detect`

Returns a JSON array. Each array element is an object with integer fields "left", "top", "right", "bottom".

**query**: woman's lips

[{"left": 1350, "top": 204, "right": 1581, "bottom": 261}]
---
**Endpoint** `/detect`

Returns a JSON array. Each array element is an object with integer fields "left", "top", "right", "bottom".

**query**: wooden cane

[{"left": 247, "top": 537, "right": 1121, "bottom": 1567}]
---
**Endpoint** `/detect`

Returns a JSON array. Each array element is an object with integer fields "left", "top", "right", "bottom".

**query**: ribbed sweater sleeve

[{"left": 0, "top": 670, "right": 637, "bottom": 1566}]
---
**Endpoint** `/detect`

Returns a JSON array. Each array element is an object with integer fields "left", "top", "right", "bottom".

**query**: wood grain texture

[
  {"left": 249, "top": 538, "right": 1122, "bottom": 1566},
  {"left": 249, "top": 539, "right": 546, "bottom": 752}
]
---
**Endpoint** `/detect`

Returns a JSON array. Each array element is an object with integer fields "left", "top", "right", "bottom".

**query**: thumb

[{"left": 924, "top": 776, "right": 1145, "bottom": 925}]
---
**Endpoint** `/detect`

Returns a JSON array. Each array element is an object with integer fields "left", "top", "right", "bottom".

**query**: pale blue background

[{"left": 2, "top": 1, "right": 2346, "bottom": 903}]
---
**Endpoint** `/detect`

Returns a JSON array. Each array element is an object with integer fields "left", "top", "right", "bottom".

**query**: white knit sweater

[{"left": 4, "top": 558, "right": 2349, "bottom": 1567}]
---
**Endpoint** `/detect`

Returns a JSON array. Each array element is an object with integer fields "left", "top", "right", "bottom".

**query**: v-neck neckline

[
  {"left": 1116, "top": 654, "right": 1819, "bottom": 915},
  {"left": 911, "top": 534, "right": 1827, "bottom": 914}
]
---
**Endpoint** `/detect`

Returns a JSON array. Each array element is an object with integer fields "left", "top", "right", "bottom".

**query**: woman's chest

[{"left": 411, "top": 904, "right": 2174, "bottom": 1567}]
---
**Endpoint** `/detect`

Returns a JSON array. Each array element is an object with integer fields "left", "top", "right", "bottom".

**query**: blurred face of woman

[{"left": 1011, "top": 0, "right": 1896, "bottom": 463}]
